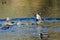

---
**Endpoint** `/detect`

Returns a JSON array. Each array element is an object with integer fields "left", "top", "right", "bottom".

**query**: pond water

[{"left": 0, "top": 18, "right": 60, "bottom": 40}]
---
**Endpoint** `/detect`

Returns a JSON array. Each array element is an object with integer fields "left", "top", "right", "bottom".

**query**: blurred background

[{"left": 0, "top": 0, "right": 60, "bottom": 18}]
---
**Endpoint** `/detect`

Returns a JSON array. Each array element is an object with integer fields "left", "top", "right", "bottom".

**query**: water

[
  {"left": 0, "top": 18, "right": 60, "bottom": 40},
  {"left": 0, "top": 19, "right": 37, "bottom": 40}
]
